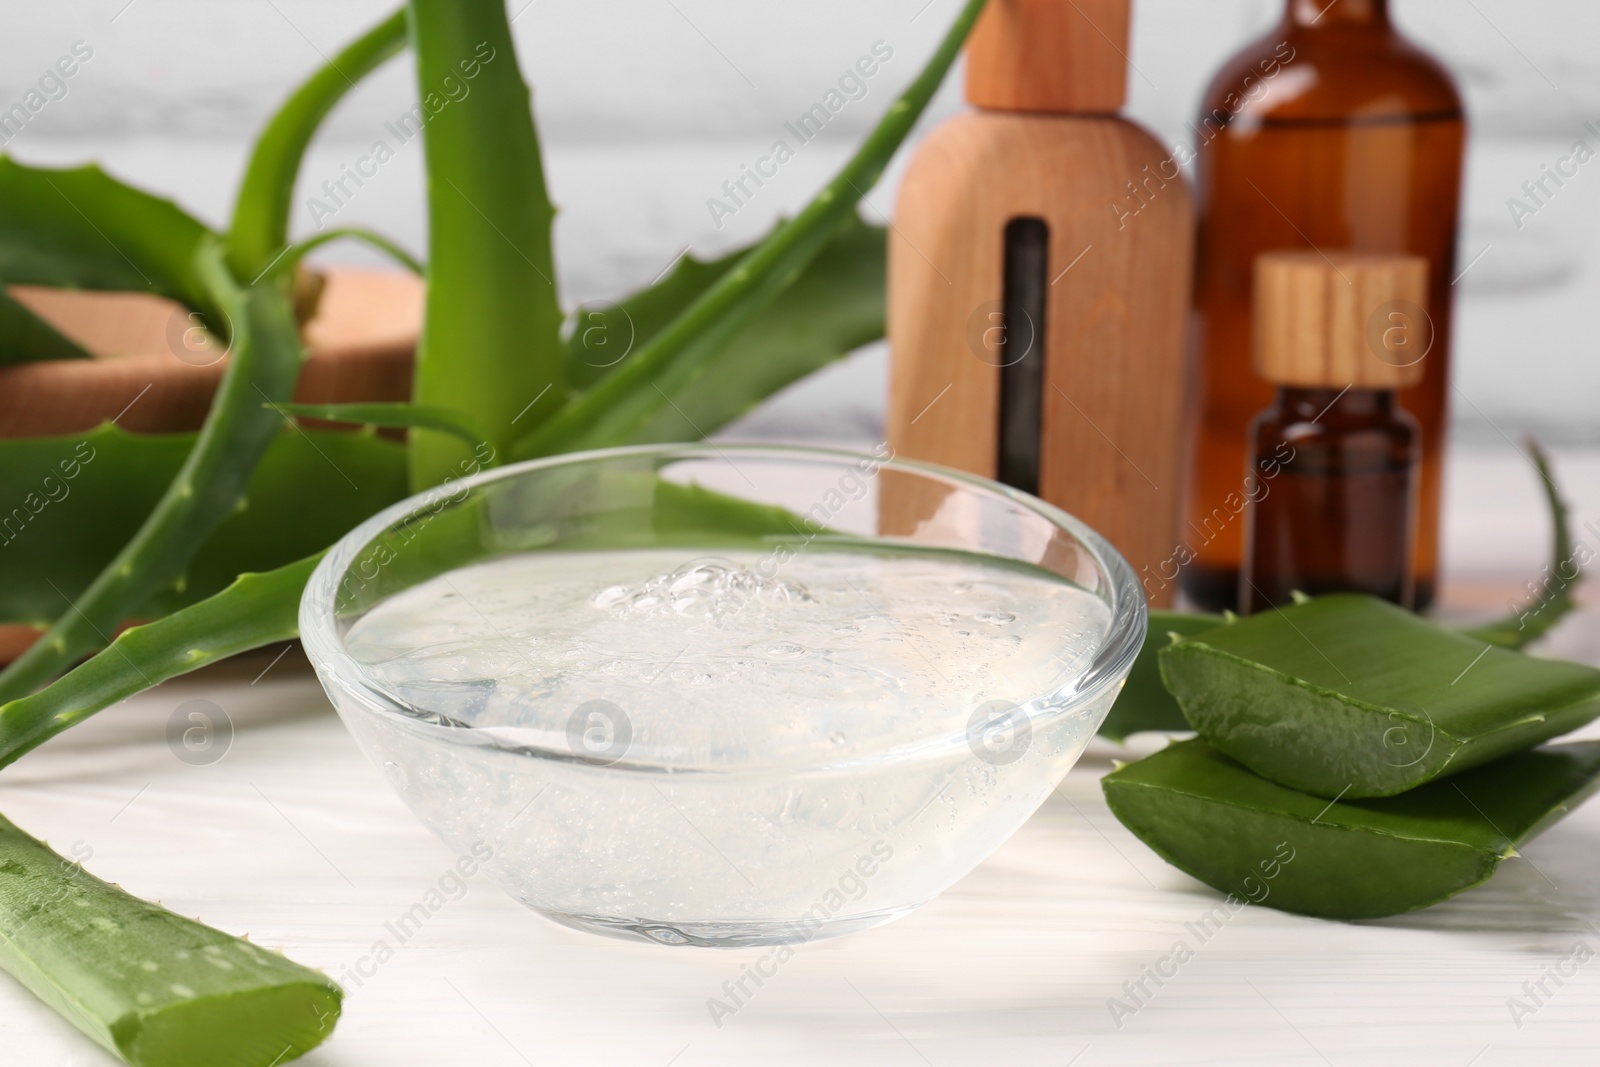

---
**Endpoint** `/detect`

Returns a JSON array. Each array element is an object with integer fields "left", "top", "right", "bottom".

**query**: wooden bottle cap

[
  {"left": 1253, "top": 251, "right": 1431, "bottom": 390},
  {"left": 965, "top": 0, "right": 1130, "bottom": 114}
]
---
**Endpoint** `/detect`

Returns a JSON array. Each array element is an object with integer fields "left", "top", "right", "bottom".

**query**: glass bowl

[{"left": 300, "top": 444, "right": 1144, "bottom": 947}]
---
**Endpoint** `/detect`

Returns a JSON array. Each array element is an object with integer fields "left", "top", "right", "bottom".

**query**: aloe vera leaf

[
  {"left": 407, "top": 0, "right": 566, "bottom": 490},
  {"left": 0, "top": 160, "right": 217, "bottom": 322},
  {"left": 562, "top": 238, "right": 758, "bottom": 393},
  {"left": 1102, "top": 737, "right": 1600, "bottom": 920},
  {"left": 0, "top": 555, "right": 316, "bottom": 770},
  {"left": 511, "top": 0, "right": 989, "bottom": 460},
  {"left": 1160, "top": 594, "right": 1600, "bottom": 799},
  {"left": 1466, "top": 440, "right": 1583, "bottom": 649},
  {"left": 0, "top": 288, "right": 93, "bottom": 363},
  {"left": 272, "top": 402, "right": 493, "bottom": 459},
  {"left": 281, "top": 227, "right": 424, "bottom": 277},
  {"left": 1098, "top": 611, "right": 1224, "bottom": 741},
  {"left": 0, "top": 425, "right": 405, "bottom": 627},
  {"left": 624, "top": 214, "right": 889, "bottom": 443},
  {"left": 0, "top": 243, "right": 303, "bottom": 703},
  {"left": 0, "top": 809, "right": 339, "bottom": 1066},
  {"left": 564, "top": 216, "right": 884, "bottom": 427},
  {"left": 225, "top": 7, "right": 409, "bottom": 279}
]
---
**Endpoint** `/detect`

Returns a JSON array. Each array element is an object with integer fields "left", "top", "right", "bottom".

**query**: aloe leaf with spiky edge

[
  {"left": 0, "top": 425, "right": 406, "bottom": 627},
  {"left": 511, "top": 0, "right": 989, "bottom": 460},
  {"left": 564, "top": 216, "right": 879, "bottom": 390},
  {"left": 0, "top": 555, "right": 317, "bottom": 769},
  {"left": 406, "top": 0, "right": 566, "bottom": 490},
  {"left": 0, "top": 243, "right": 303, "bottom": 704},
  {"left": 225, "top": 8, "right": 410, "bottom": 279},
  {"left": 280, "top": 227, "right": 425, "bottom": 277},
  {"left": 569, "top": 214, "right": 888, "bottom": 442},
  {"left": 273, "top": 402, "right": 495, "bottom": 460},
  {"left": 0, "top": 159, "right": 218, "bottom": 323},
  {"left": 1467, "top": 439, "right": 1582, "bottom": 649}
]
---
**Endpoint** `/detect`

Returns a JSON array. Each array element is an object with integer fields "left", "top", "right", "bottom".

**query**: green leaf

[
  {"left": 0, "top": 243, "right": 305, "bottom": 703},
  {"left": 407, "top": 0, "right": 567, "bottom": 489},
  {"left": 271, "top": 402, "right": 494, "bottom": 461},
  {"left": 562, "top": 244, "right": 750, "bottom": 394},
  {"left": 281, "top": 227, "right": 425, "bottom": 277},
  {"left": 1160, "top": 594, "right": 1600, "bottom": 798},
  {"left": 562, "top": 216, "right": 882, "bottom": 398},
  {"left": 0, "top": 158, "right": 216, "bottom": 320},
  {"left": 0, "top": 809, "right": 340, "bottom": 1066},
  {"left": 0, "top": 424, "right": 406, "bottom": 627},
  {"left": 0, "top": 288, "right": 92, "bottom": 363},
  {"left": 1103, "top": 736, "right": 1600, "bottom": 920},
  {"left": 1466, "top": 439, "right": 1583, "bottom": 649},
  {"left": 623, "top": 215, "right": 887, "bottom": 443},
  {"left": 1097, "top": 611, "right": 1223, "bottom": 741},
  {"left": 225, "top": 7, "right": 409, "bottom": 279},
  {"left": 0, "top": 555, "right": 317, "bottom": 770},
  {"left": 511, "top": 0, "right": 990, "bottom": 460}
]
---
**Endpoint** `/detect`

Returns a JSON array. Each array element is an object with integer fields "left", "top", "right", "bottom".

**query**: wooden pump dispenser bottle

[{"left": 885, "top": 0, "right": 1193, "bottom": 605}]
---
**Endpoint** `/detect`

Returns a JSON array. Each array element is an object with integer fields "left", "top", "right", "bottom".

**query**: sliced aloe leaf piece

[
  {"left": 1103, "top": 737, "right": 1600, "bottom": 920},
  {"left": 1160, "top": 594, "right": 1600, "bottom": 798},
  {"left": 0, "top": 811, "right": 340, "bottom": 1066},
  {"left": 1098, "top": 610, "right": 1222, "bottom": 741}
]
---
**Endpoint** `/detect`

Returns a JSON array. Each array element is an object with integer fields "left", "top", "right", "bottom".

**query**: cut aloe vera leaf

[
  {"left": 0, "top": 813, "right": 340, "bottom": 1066},
  {"left": 1160, "top": 594, "right": 1600, "bottom": 798},
  {"left": 1103, "top": 737, "right": 1600, "bottom": 920},
  {"left": 1098, "top": 611, "right": 1223, "bottom": 741}
]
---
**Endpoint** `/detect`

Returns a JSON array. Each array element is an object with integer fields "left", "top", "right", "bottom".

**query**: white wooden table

[{"left": 5, "top": 446, "right": 1599, "bottom": 1067}]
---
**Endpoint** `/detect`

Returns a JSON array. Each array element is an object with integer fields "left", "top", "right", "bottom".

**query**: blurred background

[{"left": 2, "top": 0, "right": 1594, "bottom": 604}]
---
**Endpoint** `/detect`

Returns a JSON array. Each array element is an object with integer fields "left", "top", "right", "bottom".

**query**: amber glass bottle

[
  {"left": 1241, "top": 252, "right": 1426, "bottom": 613},
  {"left": 1183, "top": 0, "right": 1464, "bottom": 612},
  {"left": 1245, "top": 388, "right": 1418, "bottom": 612}
]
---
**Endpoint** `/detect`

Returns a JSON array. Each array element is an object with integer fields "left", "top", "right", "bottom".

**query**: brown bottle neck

[
  {"left": 1286, "top": 0, "right": 1389, "bottom": 28},
  {"left": 1276, "top": 386, "right": 1399, "bottom": 423}
]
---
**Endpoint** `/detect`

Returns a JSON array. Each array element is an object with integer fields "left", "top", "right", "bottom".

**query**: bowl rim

[{"left": 299, "top": 441, "right": 1148, "bottom": 774}]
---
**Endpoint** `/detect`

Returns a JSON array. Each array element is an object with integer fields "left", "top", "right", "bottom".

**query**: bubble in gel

[{"left": 594, "top": 557, "right": 811, "bottom": 624}]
